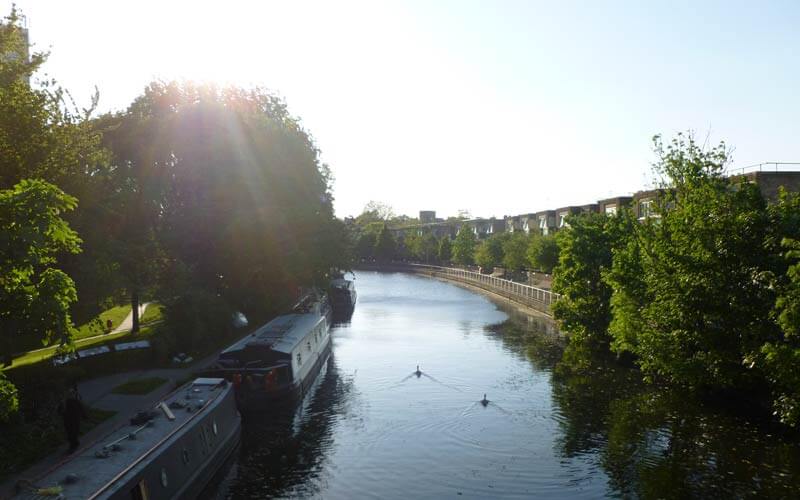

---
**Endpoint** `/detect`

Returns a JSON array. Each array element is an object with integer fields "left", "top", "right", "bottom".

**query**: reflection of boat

[
  {"left": 206, "top": 291, "right": 332, "bottom": 410},
  {"left": 17, "top": 378, "right": 240, "bottom": 499},
  {"left": 216, "top": 355, "right": 345, "bottom": 498},
  {"left": 329, "top": 275, "right": 357, "bottom": 317}
]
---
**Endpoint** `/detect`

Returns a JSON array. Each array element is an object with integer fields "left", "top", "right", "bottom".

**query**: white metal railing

[
  {"left": 726, "top": 162, "right": 800, "bottom": 177},
  {"left": 407, "top": 264, "right": 560, "bottom": 306}
]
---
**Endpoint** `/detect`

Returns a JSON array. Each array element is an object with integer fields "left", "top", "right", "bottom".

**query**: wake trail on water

[
  {"left": 461, "top": 400, "right": 512, "bottom": 416},
  {"left": 391, "top": 370, "right": 463, "bottom": 392}
]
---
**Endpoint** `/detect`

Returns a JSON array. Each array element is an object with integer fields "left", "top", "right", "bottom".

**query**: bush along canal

[{"left": 216, "top": 271, "right": 800, "bottom": 499}]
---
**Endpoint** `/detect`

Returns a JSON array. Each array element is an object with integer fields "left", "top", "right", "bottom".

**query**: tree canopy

[
  {"left": 438, "top": 236, "right": 452, "bottom": 264},
  {"left": 452, "top": 226, "right": 477, "bottom": 266},
  {"left": 474, "top": 234, "right": 505, "bottom": 270},
  {"left": 0, "top": 179, "right": 81, "bottom": 365},
  {"left": 527, "top": 234, "right": 559, "bottom": 273},
  {"left": 553, "top": 133, "right": 800, "bottom": 428}
]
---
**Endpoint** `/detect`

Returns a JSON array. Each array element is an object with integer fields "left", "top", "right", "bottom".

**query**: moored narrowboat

[
  {"left": 16, "top": 378, "right": 240, "bottom": 499},
  {"left": 205, "top": 290, "right": 332, "bottom": 411},
  {"left": 329, "top": 275, "right": 357, "bottom": 318}
]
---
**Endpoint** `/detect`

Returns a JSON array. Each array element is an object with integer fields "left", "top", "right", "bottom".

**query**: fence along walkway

[{"left": 406, "top": 264, "right": 560, "bottom": 315}]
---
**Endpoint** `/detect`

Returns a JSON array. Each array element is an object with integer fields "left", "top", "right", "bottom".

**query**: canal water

[{"left": 219, "top": 271, "right": 800, "bottom": 498}]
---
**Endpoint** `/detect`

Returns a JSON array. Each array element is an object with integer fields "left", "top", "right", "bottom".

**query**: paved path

[
  {"left": 0, "top": 349, "right": 220, "bottom": 498},
  {"left": 111, "top": 302, "right": 150, "bottom": 335},
  {"left": 9, "top": 303, "right": 153, "bottom": 363}
]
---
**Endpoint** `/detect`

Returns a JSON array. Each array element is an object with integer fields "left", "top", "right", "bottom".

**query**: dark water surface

[{"left": 218, "top": 271, "right": 800, "bottom": 499}]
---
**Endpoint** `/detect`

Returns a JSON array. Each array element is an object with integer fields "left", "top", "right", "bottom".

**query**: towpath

[{"left": 0, "top": 349, "right": 220, "bottom": 498}]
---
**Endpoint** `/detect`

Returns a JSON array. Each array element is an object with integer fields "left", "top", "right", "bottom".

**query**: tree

[
  {"left": 552, "top": 212, "right": 624, "bottom": 345},
  {"left": 354, "top": 222, "right": 384, "bottom": 261},
  {"left": 1, "top": 7, "right": 114, "bottom": 327},
  {"left": 418, "top": 233, "right": 439, "bottom": 263},
  {"left": 502, "top": 232, "right": 530, "bottom": 271},
  {"left": 0, "top": 372, "right": 17, "bottom": 421},
  {"left": 452, "top": 226, "right": 477, "bottom": 266},
  {"left": 474, "top": 234, "right": 505, "bottom": 270},
  {"left": 361, "top": 200, "right": 395, "bottom": 221},
  {"left": 374, "top": 224, "right": 397, "bottom": 262},
  {"left": 607, "top": 134, "right": 775, "bottom": 390},
  {"left": 762, "top": 237, "right": 800, "bottom": 426},
  {"left": 403, "top": 232, "right": 421, "bottom": 261},
  {"left": 0, "top": 180, "right": 81, "bottom": 367},
  {"left": 528, "top": 234, "right": 559, "bottom": 273},
  {"left": 111, "top": 82, "right": 347, "bottom": 336},
  {"left": 438, "top": 236, "right": 452, "bottom": 264}
]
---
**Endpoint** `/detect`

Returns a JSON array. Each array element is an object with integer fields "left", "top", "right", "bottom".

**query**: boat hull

[{"left": 233, "top": 335, "right": 332, "bottom": 413}]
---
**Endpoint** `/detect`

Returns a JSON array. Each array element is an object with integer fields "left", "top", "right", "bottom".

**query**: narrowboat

[
  {"left": 206, "top": 290, "right": 332, "bottom": 410},
  {"left": 16, "top": 378, "right": 240, "bottom": 499},
  {"left": 329, "top": 275, "right": 357, "bottom": 317}
]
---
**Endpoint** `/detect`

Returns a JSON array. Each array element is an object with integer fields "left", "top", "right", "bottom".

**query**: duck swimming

[
  {"left": 480, "top": 394, "right": 489, "bottom": 407},
  {"left": 414, "top": 365, "right": 422, "bottom": 378}
]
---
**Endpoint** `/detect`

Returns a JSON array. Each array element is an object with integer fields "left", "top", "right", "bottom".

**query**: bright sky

[{"left": 5, "top": 1, "right": 799, "bottom": 218}]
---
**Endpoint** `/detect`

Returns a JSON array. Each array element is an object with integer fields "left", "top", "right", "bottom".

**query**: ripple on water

[{"left": 219, "top": 272, "right": 800, "bottom": 499}]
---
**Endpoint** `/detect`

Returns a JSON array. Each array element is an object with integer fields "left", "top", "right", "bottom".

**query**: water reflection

[
  {"left": 217, "top": 271, "right": 800, "bottom": 498},
  {"left": 223, "top": 357, "right": 351, "bottom": 498}
]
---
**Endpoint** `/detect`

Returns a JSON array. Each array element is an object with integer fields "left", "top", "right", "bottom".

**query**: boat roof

[
  {"left": 221, "top": 311, "right": 324, "bottom": 355},
  {"left": 18, "top": 378, "right": 231, "bottom": 500},
  {"left": 330, "top": 278, "right": 353, "bottom": 288}
]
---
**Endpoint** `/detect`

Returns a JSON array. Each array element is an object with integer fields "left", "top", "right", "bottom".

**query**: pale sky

[{"left": 5, "top": 1, "right": 799, "bottom": 218}]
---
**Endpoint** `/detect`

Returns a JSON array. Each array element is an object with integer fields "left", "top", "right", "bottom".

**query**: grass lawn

[
  {"left": 74, "top": 305, "right": 132, "bottom": 340},
  {"left": 5, "top": 325, "right": 158, "bottom": 372},
  {"left": 140, "top": 303, "right": 163, "bottom": 325},
  {"left": 111, "top": 377, "right": 167, "bottom": 395},
  {"left": 10, "top": 304, "right": 133, "bottom": 355}
]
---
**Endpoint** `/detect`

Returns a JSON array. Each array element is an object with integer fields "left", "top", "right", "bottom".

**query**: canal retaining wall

[{"left": 354, "top": 263, "right": 560, "bottom": 317}]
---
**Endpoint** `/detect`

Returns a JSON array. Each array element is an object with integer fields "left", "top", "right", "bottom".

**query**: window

[
  {"left": 605, "top": 206, "right": 617, "bottom": 215},
  {"left": 558, "top": 214, "right": 566, "bottom": 227},
  {"left": 639, "top": 200, "right": 653, "bottom": 219},
  {"left": 307, "top": 341, "right": 311, "bottom": 351},
  {"left": 296, "top": 352, "right": 302, "bottom": 365}
]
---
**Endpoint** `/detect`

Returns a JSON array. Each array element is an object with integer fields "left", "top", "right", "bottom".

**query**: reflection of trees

[
  {"left": 489, "top": 319, "right": 800, "bottom": 498},
  {"left": 225, "top": 356, "right": 354, "bottom": 498},
  {"left": 483, "top": 317, "right": 563, "bottom": 372},
  {"left": 552, "top": 344, "right": 800, "bottom": 498}
]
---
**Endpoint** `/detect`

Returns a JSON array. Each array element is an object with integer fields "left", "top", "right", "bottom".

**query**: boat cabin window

[
  {"left": 307, "top": 341, "right": 312, "bottom": 351},
  {"left": 130, "top": 479, "right": 150, "bottom": 500},
  {"left": 296, "top": 352, "right": 302, "bottom": 365}
]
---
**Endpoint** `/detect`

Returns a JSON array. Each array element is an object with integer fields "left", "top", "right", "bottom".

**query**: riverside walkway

[
  {"left": 356, "top": 262, "right": 560, "bottom": 316},
  {"left": 0, "top": 348, "right": 217, "bottom": 497}
]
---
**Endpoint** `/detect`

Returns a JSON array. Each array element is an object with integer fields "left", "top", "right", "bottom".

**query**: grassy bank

[
  {"left": 6, "top": 304, "right": 164, "bottom": 371},
  {"left": 74, "top": 305, "right": 131, "bottom": 340}
]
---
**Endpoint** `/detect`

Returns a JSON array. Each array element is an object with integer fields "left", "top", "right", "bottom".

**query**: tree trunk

[{"left": 131, "top": 290, "right": 140, "bottom": 334}]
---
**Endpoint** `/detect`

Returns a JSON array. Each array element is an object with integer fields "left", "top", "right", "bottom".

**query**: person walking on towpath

[{"left": 58, "top": 383, "right": 86, "bottom": 453}]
